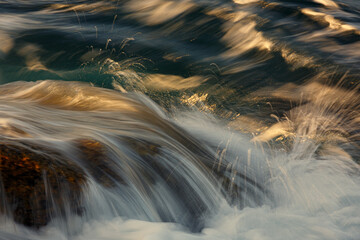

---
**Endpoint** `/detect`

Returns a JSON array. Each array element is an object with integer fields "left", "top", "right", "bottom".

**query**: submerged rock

[
  {"left": 76, "top": 139, "right": 125, "bottom": 187},
  {"left": 0, "top": 135, "right": 266, "bottom": 231}
]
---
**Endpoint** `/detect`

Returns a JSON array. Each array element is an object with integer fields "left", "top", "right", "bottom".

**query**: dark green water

[{"left": 1, "top": 0, "right": 359, "bottom": 113}]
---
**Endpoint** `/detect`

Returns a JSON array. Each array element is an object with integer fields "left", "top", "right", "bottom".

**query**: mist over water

[{"left": 0, "top": 0, "right": 359, "bottom": 239}]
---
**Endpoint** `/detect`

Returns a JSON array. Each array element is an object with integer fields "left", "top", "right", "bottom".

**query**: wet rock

[
  {"left": 0, "top": 138, "right": 129, "bottom": 228},
  {"left": 0, "top": 142, "right": 85, "bottom": 228},
  {"left": 76, "top": 139, "right": 125, "bottom": 187}
]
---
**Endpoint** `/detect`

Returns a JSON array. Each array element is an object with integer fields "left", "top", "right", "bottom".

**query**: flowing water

[{"left": 0, "top": 0, "right": 360, "bottom": 239}]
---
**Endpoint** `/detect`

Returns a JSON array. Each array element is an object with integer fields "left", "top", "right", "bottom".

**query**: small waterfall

[{"left": 0, "top": 80, "right": 269, "bottom": 236}]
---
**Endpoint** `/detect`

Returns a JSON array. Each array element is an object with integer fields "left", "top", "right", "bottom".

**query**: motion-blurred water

[{"left": 0, "top": 0, "right": 359, "bottom": 239}]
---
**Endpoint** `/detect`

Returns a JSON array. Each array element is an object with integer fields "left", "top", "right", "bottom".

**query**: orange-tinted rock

[
  {"left": 0, "top": 138, "right": 130, "bottom": 228},
  {"left": 0, "top": 142, "right": 85, "bottom": 227}
]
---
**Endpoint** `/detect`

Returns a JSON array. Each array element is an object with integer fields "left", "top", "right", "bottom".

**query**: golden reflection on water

[{"left": 47, "top": 2, "right": 116, "bottom": 13}]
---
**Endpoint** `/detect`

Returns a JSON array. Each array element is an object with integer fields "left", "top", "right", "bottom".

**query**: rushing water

[{"left": 0, "top": 0, "right": 360, "bottom": 239}]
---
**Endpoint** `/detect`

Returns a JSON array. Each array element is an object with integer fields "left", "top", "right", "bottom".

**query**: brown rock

[
  {"left": 0, "top": 142, "right": 85, "bottom": 228},
  {"left": 76, "top": 139, "right": 125, "bottom": 187}
]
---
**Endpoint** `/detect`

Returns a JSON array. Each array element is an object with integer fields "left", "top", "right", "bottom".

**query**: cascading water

[
  {"left": 0, "top": 0, "right": 360, "bottom": 239},
  {"left": 0, "top": 80, "right": 270, "bottom": 237}
]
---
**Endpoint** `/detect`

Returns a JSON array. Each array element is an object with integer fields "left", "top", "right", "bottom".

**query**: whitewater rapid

[
  {"left": 0, "top": 80, "right": 359, "bottom": 240},
  {"left": 0, "top": 0, "right": 360, "bottom": 239}
]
